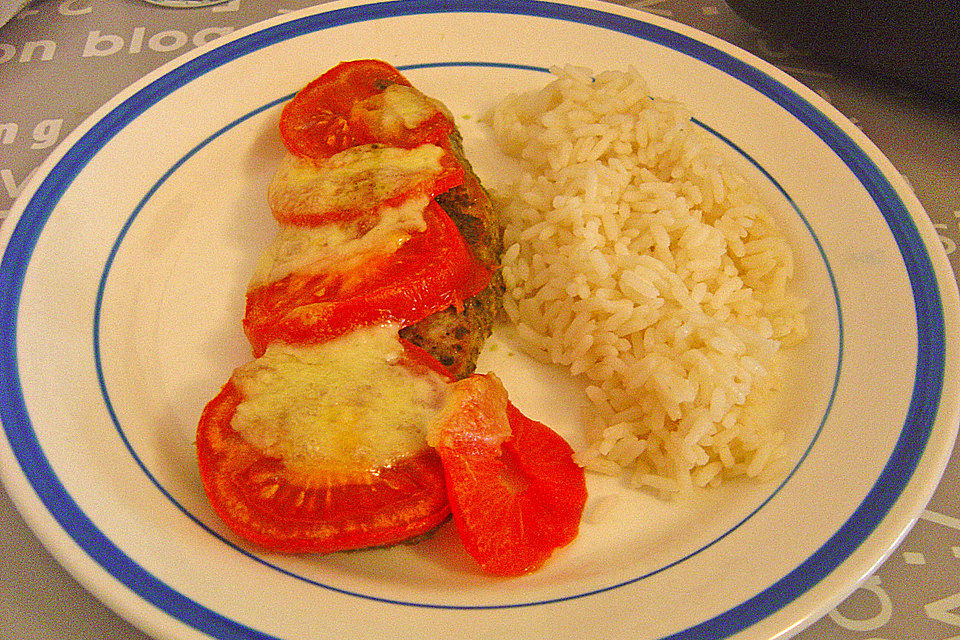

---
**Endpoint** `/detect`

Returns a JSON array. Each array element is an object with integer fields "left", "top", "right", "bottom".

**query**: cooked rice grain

[{"left": 486, "top": 66, "right": 808, "bottom": 497}]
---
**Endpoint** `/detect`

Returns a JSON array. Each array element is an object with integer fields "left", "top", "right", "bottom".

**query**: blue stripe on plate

[{"left": 0, "top": 1, "right": 943, "bottom": 639}]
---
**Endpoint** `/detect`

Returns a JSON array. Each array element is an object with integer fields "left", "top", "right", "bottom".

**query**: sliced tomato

[
  {"left": 268, "top": 143, "right": 464, "bottom": 227},
  {"left": 196, "top": 338, "right": 454, "bottom": 554},
  {"left": 279, "top": 59, "right": 410, "bottom": 158},
  {"left": 429, "top": 375, "right": 588, "bottom": 576},
  {"left": 279, "top": 59, "right": 452, "bottom": 159},
  {"left": 244, "top": 199, "right": 491, "bottom": 356}
]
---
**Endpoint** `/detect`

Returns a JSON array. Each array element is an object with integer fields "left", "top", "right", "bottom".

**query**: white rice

[{"left": 485, "top": 65, "right": 808, "bottom": 497}]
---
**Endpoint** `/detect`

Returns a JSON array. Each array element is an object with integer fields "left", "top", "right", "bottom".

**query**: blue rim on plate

[{"left": 0, "top": 1, "right": 946, "bottom": 639}]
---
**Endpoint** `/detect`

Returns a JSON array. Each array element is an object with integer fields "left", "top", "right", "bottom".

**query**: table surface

[{"left": 2, "top": 1, "right": 959, "bottom": 639}]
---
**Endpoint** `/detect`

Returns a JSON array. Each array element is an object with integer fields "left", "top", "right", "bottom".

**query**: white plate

[{"left": 1, "top": 1, "right": 958, "bottom": 639}]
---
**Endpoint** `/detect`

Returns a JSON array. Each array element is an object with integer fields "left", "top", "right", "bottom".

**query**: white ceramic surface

[{"left": 1, "top": 1, "right": 957, "bottom": 639}]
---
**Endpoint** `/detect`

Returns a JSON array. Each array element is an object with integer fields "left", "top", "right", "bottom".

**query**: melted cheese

[
  {"left": 230, "top": 324, "right": 449, "bottom": 469},
  {"left": 379, "top": 84, "right": 446, "bottom": 130},
  {"left": 353, "top": 84, "right": 451, "bottom": 140},
  {"left": 268, "top": 144, "right": 447, "bottom": 220},
  {"left": 424, "top": 373, "right": 511, "bottom": 450},
  {"left": 249, "top": 194, "right": 429, "bottom": 289}
]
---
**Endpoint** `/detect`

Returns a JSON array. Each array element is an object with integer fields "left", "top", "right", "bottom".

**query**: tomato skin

[
  {"left": 196, "top": 340, "right": 454, "bottom": 554},
  {"left": 243, "top": 199, "right": 491, "bottom": 356},
  {"left": 279, "top": 59, "right": 452, "bottom": 159},
  {"left": 431, "top": 377, "right": 587, "bottom": 576}
]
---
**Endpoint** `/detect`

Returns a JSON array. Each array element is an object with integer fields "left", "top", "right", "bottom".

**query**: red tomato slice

[
  {"left": 244, "top": 199, "right": 491, "bottom": 356},
  {"left": 430, "top": 375, "right": 588, "bottom": 576},
  {"left": 196, "top": 339, "right": 453, "bottom": 553},
  {"left": 279, "top": 59, "right": 410, "bottom": 158},
  {"left": 279, "top": 59, "right": 452, "bottom": 159}
]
